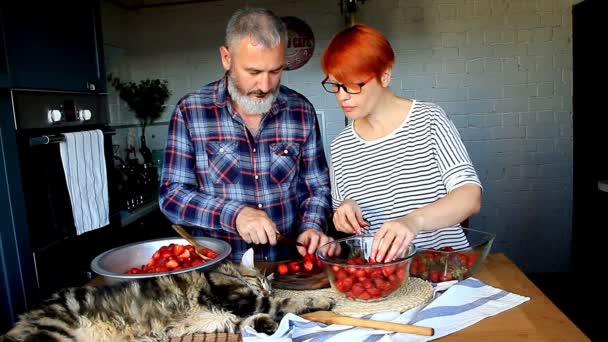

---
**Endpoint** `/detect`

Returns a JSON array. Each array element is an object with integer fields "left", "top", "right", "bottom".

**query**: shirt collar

[{"left": 214, "top": 72, "right": 287, "bottom": 118}]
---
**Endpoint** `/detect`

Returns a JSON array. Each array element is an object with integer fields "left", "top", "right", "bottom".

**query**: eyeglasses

[{"left": 321, "top": 75, "right": 375, "bottom": 94}]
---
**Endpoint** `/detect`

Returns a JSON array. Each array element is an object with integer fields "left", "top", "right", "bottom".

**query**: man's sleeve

[
  {"left": 158, "top": 102, "right": 246, "bottom": 231},
  {"left": 296, "top": 107, "right": 332, "bottom": 233}
]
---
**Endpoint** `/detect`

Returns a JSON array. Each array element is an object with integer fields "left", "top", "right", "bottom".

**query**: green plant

[{"left": 108, "top": 75, "right": 171, "bottom": 136}]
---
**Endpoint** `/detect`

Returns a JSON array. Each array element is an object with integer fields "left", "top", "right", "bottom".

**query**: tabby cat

[{"left": 1, "top": 249, "right": 334, "bottom": 341}]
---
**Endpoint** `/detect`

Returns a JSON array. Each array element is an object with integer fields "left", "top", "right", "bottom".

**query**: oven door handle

[{"left": 29, "top": 130, "right": 115, "bottom": 146}]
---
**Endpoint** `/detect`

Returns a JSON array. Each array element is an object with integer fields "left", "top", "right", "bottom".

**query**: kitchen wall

[{"left": 102, "top": 0, "right": 577, "bottom": 273}]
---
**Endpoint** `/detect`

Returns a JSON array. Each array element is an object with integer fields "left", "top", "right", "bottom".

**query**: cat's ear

[{"left": 241, "top": 248, "right": 255, "bottom": 270}]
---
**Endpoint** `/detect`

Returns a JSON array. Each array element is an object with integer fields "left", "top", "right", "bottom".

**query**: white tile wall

[{"left": 102, "top": 0, "right": 579, "bottom": 273}]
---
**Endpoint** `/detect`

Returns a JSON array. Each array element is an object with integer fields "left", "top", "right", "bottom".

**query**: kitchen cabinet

[
  {"left": 0, "top": 10, "right": 8, "bottom": 88},
  {"left": 0, "top": 1, "right": 106, "bottom": 92}
]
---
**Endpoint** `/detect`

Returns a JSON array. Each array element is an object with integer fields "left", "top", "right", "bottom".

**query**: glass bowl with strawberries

[
  {"left": 316, "top": 234, "right": 417, "bottom": 302},
  {"left": 410, "top": 228, "right": 495, "bottom": 283},
  {"left": 91, "top": 237, "right": 231, "bottom": 284}
]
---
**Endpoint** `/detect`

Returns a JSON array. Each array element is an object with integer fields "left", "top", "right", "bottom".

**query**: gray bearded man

[{"left": 159, "top": 7, "right": 338, "bottom": 262}]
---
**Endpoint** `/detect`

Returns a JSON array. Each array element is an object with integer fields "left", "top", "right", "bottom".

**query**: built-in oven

[{"left": 11, "top": 89, "right": 120, "bottom": 298}]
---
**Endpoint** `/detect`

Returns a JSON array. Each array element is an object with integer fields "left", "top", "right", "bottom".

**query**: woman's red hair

[{"left": 321, "top": 24, "right": 395, "bottom": 84}]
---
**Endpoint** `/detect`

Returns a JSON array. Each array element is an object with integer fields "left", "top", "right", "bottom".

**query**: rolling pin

[{"left": 300, "top": 311, "right": 434, "bottom": 336}]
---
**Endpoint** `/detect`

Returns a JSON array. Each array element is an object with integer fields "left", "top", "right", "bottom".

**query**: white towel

[
  {"left": 242, "top": 278, "right": 530, "bottom": 341},
  {"left": 59, "top": 130, "right": 109, "bottom": 235}
]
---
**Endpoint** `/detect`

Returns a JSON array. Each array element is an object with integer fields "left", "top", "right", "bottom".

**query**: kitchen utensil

[
  {"left": 276, "top": 234, "right": 305, "bottom": 247},
  {"left": 317, "top": 235, "right": 417, "bottom": 302},
  {"left": 272, "top": 269, "right": 329, "bottom": 290},
  {"left": 90, "top": 237, "right": 231, "bottom": 283},
  {"left": 172, "top": 224, "right": 213, "bottom": 260},
  {"left": 300, "top": 311, "right": 434, "bottom": 336},
  {"left": 411, "top": 227, "right": 495, "bottom": 283}
]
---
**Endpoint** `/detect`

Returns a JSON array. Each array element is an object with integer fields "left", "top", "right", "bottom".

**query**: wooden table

[
  {"left": 438, "top": 253, "right": 588, "bottom": 341},
  {"left": 165, "top": 253, "right": 589, "bottom": 341}
]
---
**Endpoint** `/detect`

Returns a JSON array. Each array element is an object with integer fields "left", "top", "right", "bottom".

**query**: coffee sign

[{"left": 281, "top": 16, "right": 315, "bottom": 71}]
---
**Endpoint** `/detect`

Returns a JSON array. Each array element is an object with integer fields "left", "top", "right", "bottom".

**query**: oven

[{"left": 11, "top": 89, "right": 120, "bottom": 298}]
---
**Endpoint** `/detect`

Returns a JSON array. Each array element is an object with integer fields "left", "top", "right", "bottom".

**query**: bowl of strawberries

[
  {"left": 316, "top": 235, "right": 417, "bottom": 302},
  {"left": 91, "top": 237, "right": 231, "bottom": 283},
  {"left": 409, "top": 228, "right": 495, "bottom": 283}
]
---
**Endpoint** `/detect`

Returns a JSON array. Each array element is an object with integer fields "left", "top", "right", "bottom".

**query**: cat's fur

[{"left": 1, "top": 252, "right": 334, "bottom": 341}]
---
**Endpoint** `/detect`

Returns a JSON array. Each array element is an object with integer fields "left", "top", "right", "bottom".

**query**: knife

[{"left": 276, "top": 234, "right": 305, "bottom": 247}]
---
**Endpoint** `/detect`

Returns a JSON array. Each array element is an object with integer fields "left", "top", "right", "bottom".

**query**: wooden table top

[
  {"left": 163, "top": 253, "right": 589, "bottom": 341},
  {"left": 86, "top": 253, "right": 590, "bottom": 341},
  {"left": 434, "top": 253, "right": 588, "bottom": 341}
]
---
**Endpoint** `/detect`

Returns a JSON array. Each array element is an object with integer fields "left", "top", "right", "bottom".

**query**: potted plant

[{"left": 108, "top": 74, "right": 171, "bottom": 164}]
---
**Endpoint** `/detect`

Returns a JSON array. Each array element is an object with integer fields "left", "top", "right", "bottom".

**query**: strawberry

[
  {"left": 303, "top": 260, "right": 314, "bottom": 272},
  {"left": 277, "top": 263, "right": 289, "bottom": 275}
]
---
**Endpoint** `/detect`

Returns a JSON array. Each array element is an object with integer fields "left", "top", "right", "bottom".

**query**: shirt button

[
  {"left": 257, "top": 203, "right": 263, "bottom": 208},
  {"left": 219, "top": 148, "right": 224, "bottom": 153},
  {"left": 284, "top": 149, "right": 289, "bottom": 154},
  {"left": 254, "top": 175, "right": 259, "bottom": 180},
  {"left": 253, "top": 148, "right": 257, "bottom": 153}
]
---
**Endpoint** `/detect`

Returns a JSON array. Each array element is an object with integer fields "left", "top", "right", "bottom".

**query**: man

[{"left": 159, "top": 7, "right": 333, "bottom": 262}]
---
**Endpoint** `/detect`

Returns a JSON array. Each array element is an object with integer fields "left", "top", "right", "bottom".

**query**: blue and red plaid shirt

[{"left": 159, "top": 74, "right": 331, "bottom": 262}]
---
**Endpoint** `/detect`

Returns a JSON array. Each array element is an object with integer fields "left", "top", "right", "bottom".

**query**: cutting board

[
  {"left": 256, "top": 261, "right": 330, "bottom": 290},
  {"left": 272, "top": 270, "right": 329, "bottom": 290}
]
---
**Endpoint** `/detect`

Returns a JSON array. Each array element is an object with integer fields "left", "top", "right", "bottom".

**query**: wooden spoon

[
  {"left": 171, "top": 224, "right": 212, "bottom": 261},
  {"left": 300, "top": 311, "right": 434, "bottom": 336}
]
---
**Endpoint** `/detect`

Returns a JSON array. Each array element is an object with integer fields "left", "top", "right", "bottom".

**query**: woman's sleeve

[
  {"left": 431, "top": 105, "right": 483, "bottom": 192},
  {"left": 329, "top": 150, "right": 343, "bottom": 211}
]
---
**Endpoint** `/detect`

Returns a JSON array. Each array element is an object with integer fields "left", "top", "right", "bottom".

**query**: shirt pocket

[
  {"left": 270, "top": 142, "right": 300, "bottom": 185},
  {"left": 205, "top": 140, "right": 241, "bottom": 184}
]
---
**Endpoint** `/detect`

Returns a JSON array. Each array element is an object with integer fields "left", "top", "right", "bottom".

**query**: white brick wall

[{"left": 102, "top": 0, "right": 579, "bottom": 272}]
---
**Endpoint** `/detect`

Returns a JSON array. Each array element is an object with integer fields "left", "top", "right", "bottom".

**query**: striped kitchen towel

[
  {"left": 242, "top": 278, "right": 530, "bottom": 341},
  {"left": 59, "top": 130, "right": 109, "bottom": 235}
]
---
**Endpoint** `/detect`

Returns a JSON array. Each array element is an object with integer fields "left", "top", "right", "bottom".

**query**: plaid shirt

[{"left": 159, "top": 75, "right": 331, "bottom": 262}]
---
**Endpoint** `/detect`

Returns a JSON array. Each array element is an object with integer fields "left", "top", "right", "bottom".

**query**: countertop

[{"left": 164, "top": 253, "right": 589, "bottom": 341}]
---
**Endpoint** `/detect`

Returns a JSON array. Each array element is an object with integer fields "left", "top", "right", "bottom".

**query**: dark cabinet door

[
  {"left": 0, "top": 9, "right": 8, "bottom": 88},
  {"left": 1, "top": 1, "right": 105, "bottom": 92}
]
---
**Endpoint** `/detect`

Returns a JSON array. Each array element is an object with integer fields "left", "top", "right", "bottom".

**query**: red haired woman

[{"left": 322, "top": 24, "right": 482, "bottom": 263}]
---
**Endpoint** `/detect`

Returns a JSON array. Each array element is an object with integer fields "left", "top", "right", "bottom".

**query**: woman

[{"left": 322, "top": 24, "right": 482, "bottom": 263}]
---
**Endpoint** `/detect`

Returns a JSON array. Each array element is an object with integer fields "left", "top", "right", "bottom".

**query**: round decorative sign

[{"left": 281, "top": 16, "right": 315, "bottom": 71}]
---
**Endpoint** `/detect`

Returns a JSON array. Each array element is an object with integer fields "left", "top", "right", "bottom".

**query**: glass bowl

[
  {"left": 316, "top": 234, "right": 417, "bottom": 302},
  {"left": 91, "top": 237, "right": 231, "bottom": 284},
  {"left": 410, "top": 227, "right": 495, "bottom": 283}
]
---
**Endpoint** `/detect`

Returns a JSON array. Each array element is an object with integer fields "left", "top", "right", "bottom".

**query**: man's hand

[
  {"left": 333, "top": 199, "right": 367, "bottom": 234},
  {"left": 296, "top": 229, "right": 339, "bottom": 257},
  {"left": 235, "top": 207, "right": 279, "bottom": 245}
]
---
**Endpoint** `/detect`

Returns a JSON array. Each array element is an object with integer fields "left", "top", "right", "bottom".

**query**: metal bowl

[{"left": 91, "top": 237, "right": 231, "bottom": 283}]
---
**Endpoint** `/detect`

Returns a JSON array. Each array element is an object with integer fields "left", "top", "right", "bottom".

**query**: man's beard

[{"left": 227, "top": 72, "right": 279, "bottom": 115}]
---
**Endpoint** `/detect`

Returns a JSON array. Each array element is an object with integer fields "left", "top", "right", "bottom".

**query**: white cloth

[
  {"left": 242, "top": 278, "right": 530, "bottom": 341},
  {"left": 59, "top": 130, "right": 109, "bottom": 235}
]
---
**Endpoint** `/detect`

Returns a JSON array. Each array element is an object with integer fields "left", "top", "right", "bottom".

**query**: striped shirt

[
  {"left": 159, "top": 74, "right": 331, "bottom": 261},
  {"left": 329, "top": 101, "right": 482, "bottom": 250}
]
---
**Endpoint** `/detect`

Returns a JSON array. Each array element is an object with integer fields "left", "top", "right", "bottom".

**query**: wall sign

[{"left": 281, "top": 16, "right": 315, "bottom": 71}]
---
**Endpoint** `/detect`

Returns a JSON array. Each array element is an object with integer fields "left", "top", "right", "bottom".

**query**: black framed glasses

[{"left": 321, "top": 75, "right": 375, "bottom": 94}]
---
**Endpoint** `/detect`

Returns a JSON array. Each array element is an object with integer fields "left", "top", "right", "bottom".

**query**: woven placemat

[{"left": 274, "top": 277, "right": 433, "bottom": 316}]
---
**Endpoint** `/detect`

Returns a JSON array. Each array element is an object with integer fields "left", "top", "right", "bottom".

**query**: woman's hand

[
  {"left": 371, "top": 215, "right": 421, "bottom": 263},
  {"left": 333, "top": 199, "right": 368, "bottom": 234}
]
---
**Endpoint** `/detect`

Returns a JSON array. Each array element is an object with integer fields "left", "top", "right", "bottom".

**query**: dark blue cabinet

[
  {"left": 0, "top": 10, "right": 8, "bottom": 88},
  {"left": 0, "top": 1, "right": 105, "bottom": 92}
]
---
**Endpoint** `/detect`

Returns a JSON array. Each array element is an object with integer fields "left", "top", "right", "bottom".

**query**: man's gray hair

[{"left": 225, "top": 7, "right": 287, "bottom": 50}]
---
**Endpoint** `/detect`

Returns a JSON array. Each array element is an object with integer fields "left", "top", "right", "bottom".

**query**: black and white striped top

[{"left": 329, "top": 101, "right": 482, "bottom": 250}]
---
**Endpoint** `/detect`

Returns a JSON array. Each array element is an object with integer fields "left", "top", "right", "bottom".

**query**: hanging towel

[{"left": 59, "top": 130, "right": 109, "bottom": 235}]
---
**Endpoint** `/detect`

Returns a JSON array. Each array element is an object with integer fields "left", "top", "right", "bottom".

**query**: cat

[{"left": 1, "top": 249, "right": 335, "bottom": 341}]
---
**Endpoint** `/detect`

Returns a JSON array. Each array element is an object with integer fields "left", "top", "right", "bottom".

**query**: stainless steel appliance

[{"left": 11, "top": 89, "right": 119, "bottom": 299}]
